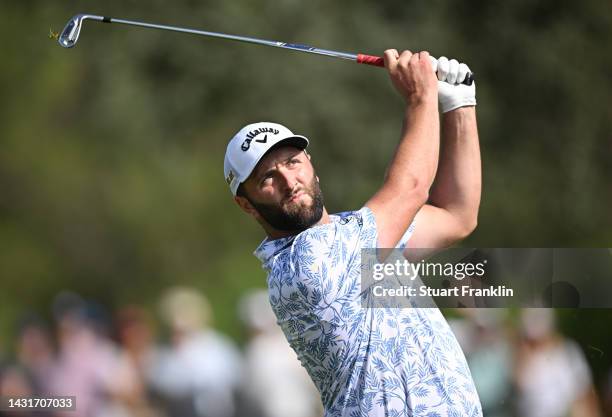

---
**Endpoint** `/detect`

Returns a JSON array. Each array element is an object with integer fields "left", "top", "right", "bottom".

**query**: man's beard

[{"left": 248, "top": 177, "right": 324, "bottom": 232}]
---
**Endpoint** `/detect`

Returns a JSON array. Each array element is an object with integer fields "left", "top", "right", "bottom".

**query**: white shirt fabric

[{"left": 255, "top": 207, "right": 483, "bottom": 417}]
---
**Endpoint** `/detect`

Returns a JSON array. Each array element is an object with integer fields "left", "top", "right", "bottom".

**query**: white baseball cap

[{"left": 224, "top": 122, "right": 309, "bottom": 195}]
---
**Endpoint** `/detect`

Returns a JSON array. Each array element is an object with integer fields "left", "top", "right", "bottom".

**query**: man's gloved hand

[{"left": 429, "top": 56, "right": 476, "bottom": 113}]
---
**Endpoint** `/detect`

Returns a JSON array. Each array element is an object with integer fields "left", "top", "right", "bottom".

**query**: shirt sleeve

[
  {"left": 359, "top": 205, "right": 417, "bottom": 249},
  {"left": 396, "top": 219, "right": 417, "bottom": 249}
]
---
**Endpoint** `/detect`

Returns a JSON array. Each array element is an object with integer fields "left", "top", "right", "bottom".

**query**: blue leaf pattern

[{"left": 254, "top": 207, "right": 482, "bottom": 416}]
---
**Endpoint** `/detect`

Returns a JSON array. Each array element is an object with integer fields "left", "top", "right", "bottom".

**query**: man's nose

[{"left": 277, "top": 167, "right": 297, "bottom": 193}]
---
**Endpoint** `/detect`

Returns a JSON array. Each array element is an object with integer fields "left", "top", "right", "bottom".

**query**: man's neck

[{"left": 266, "top": 209, "right": 331, "bottom": 240}]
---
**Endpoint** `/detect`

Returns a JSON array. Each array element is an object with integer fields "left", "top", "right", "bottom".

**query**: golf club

[{"left": 58, "top": 13, "right": 474, "bottom": 85}]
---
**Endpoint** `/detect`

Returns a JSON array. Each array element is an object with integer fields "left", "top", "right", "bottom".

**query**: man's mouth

[{"left": 286, "top": 190, "right": 306, "bottom": 204}]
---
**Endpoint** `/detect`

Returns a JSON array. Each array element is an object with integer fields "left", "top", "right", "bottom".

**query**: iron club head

[{"left": 58, "top": 14, "right": 104, "bottom": 48}]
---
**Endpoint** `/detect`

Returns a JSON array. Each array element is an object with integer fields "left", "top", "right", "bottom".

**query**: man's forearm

[
  {"left": 384, "top": 102, "right": 440, "bottom": 193},
  {"left": 366, "top": 49, "right": 441, "bottom": 249},
  {"left": 428, "top": 107, "right": 481, "bottom": 232},
  {"left": 368, "top": 99, "right": 440, "bottom": 248}
]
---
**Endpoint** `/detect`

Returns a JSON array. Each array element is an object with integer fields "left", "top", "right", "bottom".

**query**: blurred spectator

[
  {"left": 514, "top": 308, "right": 602, "bottom": 417},
  {"left": 450, "top": 309, "right": 513, "bottom": 417},
  {"left": 116, "top": 306, "right": 158, "bottom": 370},
  {"left": 15, "top": 314, "right": 55, "bottom": 395},
  {"left": 237, "top": 290, "right": 321, "bottom": 417},
  {"left": 149, "top": 287, "right": 242, "bottom": 417},
  {"left": 48, "top": 291, "right": 145, "bottom": 417},
  {"left": 113, "top": 305, "right": 166, "bottom": 417},
  {"left": 115, "top": 306, "right": 165, "bottom": 408},
  {"left": 603, "top": 370, "right": 612, "bottom": 417},
  {"left": 0, "top": 363, "right": 46, "bottom": 417}
]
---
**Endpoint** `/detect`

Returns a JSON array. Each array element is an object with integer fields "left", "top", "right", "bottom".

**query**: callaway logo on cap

[{"left": 224, "top": 122, "right": 309, "bottom": 195}]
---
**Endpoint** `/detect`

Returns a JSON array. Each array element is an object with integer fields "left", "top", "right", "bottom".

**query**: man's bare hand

[{"left": 384, "top": 49, "right": 438, "bottom": 107}]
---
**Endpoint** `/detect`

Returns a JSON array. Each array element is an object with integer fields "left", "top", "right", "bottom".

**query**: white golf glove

[{"left": 429, "top": 56, "right": 476, "bottom": 113}]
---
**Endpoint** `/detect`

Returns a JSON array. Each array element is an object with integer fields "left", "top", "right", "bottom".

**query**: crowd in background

[
  {"left": 0, "top": 287, "right": 610, "bottom": 417},
  {"left": 0, "top": 288, "right": 320, "bottom": 417}
]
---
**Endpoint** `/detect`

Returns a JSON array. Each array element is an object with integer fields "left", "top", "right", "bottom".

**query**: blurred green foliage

[{"left": 0, "top": 0, "right": 610, "bottom": 385}]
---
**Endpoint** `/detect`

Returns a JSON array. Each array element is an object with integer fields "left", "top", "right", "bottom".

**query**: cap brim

[
  {"left": 270, "top": 135, "right": 309, "bottom": 151},
  {"left": 235, "top": 135, "right": 310, "bottom": 191}
]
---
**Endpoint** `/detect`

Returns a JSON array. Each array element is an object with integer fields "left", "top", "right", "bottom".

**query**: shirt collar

[
  {"left": 253, "top": 235, "right": 295, "bottom": 264},
  {"left": 253, "top": 214, "right": 342, "bottom": 264}
]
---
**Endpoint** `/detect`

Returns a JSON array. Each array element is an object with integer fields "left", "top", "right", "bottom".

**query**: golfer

[{"left": 224, "top": 50, "right": 482, "bottom": 416}]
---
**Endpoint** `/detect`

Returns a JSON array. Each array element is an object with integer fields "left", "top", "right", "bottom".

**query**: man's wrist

[
  {"left": 441, "top": 106, "right": 478, "bottom": 141},
  {"left": 406, "top": 94, "right": 438, "bottom": 111},
  {"left": 442, "top": 105, "right": 476, "bottom": 119}
]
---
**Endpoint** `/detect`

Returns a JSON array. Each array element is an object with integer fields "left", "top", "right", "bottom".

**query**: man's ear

[{"left": 234, "top": 195, "right": 259, "bottom": 218}]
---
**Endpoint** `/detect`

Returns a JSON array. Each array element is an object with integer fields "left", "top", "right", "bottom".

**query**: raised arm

[
  {"left": 365, "top": 49, "right": 440, "bottom": 248},
  {"left": 406, "top": 57, "right": 481, "bottom": 250}
]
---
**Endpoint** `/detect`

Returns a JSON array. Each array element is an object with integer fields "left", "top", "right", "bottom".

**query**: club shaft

[
  {"left": 59, "top": 14, "right": 474, "bottom": 85},
  {"left": 106, "top": 17, "right": 358, "bottom": 61}
]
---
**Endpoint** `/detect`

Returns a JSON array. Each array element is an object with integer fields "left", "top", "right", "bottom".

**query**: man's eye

[{"left": 288, "top": 158, "right": 300, "bottom": 165}]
